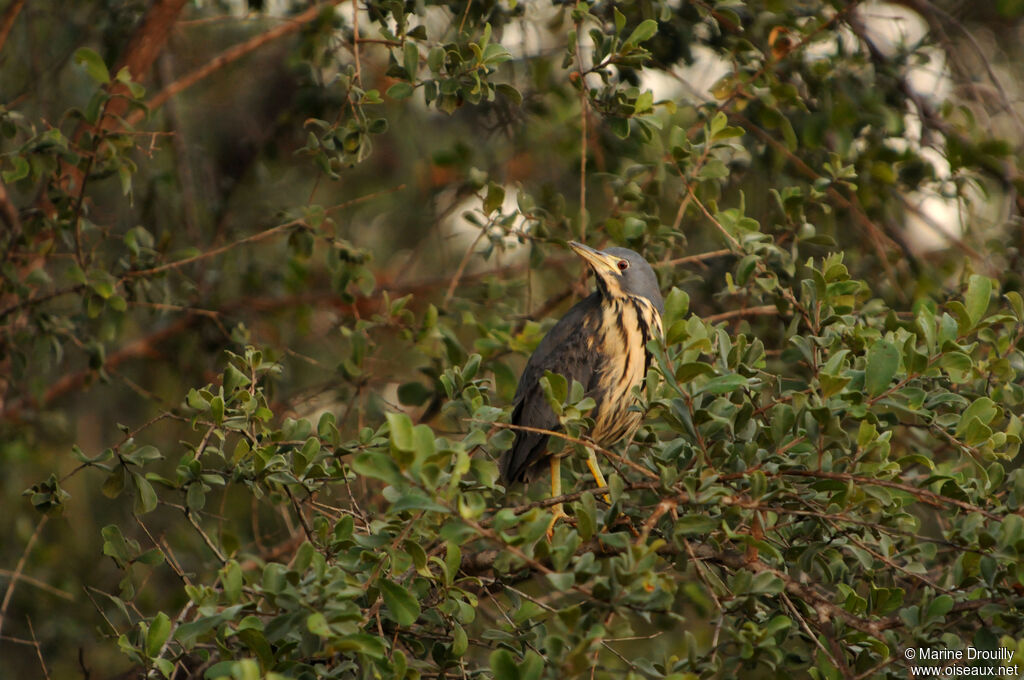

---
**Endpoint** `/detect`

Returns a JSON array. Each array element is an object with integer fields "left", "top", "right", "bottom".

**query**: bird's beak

[{"left": 569, "top": 241, "right": 620, "bottom": 276}]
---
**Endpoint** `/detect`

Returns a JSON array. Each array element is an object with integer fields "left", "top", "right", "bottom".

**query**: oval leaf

[
  {"left": 378, "top": 579, "right": 420, "bottom": 626},
  {"left": 864, "top": 339, "right": 899, "bottom": 397}
]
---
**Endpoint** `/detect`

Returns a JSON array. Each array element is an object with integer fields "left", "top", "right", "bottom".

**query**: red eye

[{"left": 617, "top": 260, "right": 629, "bottom": 271}]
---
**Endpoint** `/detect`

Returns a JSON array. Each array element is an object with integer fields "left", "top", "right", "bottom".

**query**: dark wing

[{"left": 500, "top": 293, "right": 602, "bottom": 484}]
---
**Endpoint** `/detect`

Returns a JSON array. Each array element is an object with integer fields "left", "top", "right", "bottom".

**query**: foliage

[{"left": 2, "top": 1, "right": 1024, "bottom": 679}]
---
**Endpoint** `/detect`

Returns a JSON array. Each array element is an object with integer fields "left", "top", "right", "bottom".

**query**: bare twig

[
  {"left": 128, "top": 0, "right": 349, "bottom": 126},
  {"left": 25, "top": 617, "right": 51, "bottom": 680},
  {"left": 572, "top": 2, "right": 588, "bottom": 240},
  {"left": 480, "top": 419, "right": 660, "bottom": 481},
  {"left": 185, "top": 510, "right": 226, "bottom": 564},
  {"left": 704, "top": 305, "right": 779, "bottom": 324},
  {"left": 124, "top": 219, "right": 302, "bottom": 278},
  {"left": 0, "top": 569, "right": 73, "bottom": 602},
  {"left": 779, "top": 469, "right": 1000, "bottom": 521},
  {"left": 0, "top": 316, "right": 199, "bottom": 422},
  {"left": 0, "top": 516, "right": 48, "bottom": 639},
  {"left": 0, "top": 0, "right": 25, "bottom": 54},
  {"left": 655, "top": 249, "right": 733, "bottom": 268},
  {"left": 0, "top": 179, "right": 21, "bottom": 237},
  {"left": 352, "top": 0, "right": 362, "bottom": 84},
  {"left": 443, "top": 228, "right": 487, "bottom": 309}
]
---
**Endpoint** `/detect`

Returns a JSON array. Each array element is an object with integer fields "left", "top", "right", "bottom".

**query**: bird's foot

[{"left": 546, "top": 503, "right": 569, "bottom": 539}]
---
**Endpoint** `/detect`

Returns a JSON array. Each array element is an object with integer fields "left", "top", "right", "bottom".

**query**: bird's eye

[{"left": 617, "top": 260, "right": 629, "bottom": 271}]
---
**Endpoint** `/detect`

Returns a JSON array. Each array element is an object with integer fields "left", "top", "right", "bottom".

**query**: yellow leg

[
  {"left": 585, "top": 447, "right": 611, "bottom": 504},
  {"left": 546, "top": 457, "right": 568, "bottom": 538}
]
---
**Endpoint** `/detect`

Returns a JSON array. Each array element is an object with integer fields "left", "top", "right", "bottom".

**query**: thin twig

[
  {"left": 573, "top": 1, "right": 588, "bottom": 240},
  {"left": 443, "top": 228, "right": 486, "bottom": 309},
  {"left": 185, "top": 510, "right": 226, "bottom": 564},
  {"left": 655, "top": 249, "right": 733, "bottom": 268},
  {"left": 0, "top": 516, "right": 48, "bottom": 639},
  {"left": 26, "top": 617, "right": 51, "bottom": 680},
  {"left": 480, "top": 419, "right": 659, "bottom": 481},
  {"left": 127, "top": 0, "right": 350, "bottom": 126},
  {"left": 779, "top": 469, "right": 1000, "bottom": 521},
  {"left": 352, "top": 0, "right": 362, "bottom": 84},
  {"left": 124, "top": 219, "right": 303, "bottom": 278},
  {"left": 0, "top": 0, "right": 26, "bottom": 54},
  {"left": 0, "top": 569, "right": 73, "bottom": 602},
  {"left": 704, "top": 305, "right": 779, "bottom": 323}
]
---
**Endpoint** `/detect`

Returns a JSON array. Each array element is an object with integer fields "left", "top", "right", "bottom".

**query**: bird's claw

[{"left": 546, "top": 504, "right": 569, "bottom": 540}]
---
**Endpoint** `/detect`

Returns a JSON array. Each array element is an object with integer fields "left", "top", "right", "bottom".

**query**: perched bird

[{"left": 500, "top": 242, "right": 664, "bottom": 529}]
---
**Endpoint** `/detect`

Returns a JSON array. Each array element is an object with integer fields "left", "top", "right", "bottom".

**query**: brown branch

[
  {"left": 731, "top": 111, "right": 906, "bottom": 292},
  {"left": 52, "top": 0, "right": 188, "bottom": 206},
  {"left": 116, "top": 0, "right": 190, "bottom": 83},
  {"left": 25, "top": 617, "right": 51, "bottom": 680},
  {"left": 655, "top": 249, "right": 733, "bottom": 269},
  {"left": 443, "top": 228, "right": 486, "bottom": 309},
  {"left": 0, "top": 569, "right": 73, "bottom": 602},
  {"left": 122, "top": 183, "right": 404, "bottom": 280},
  {"left": 0, "top": 178, "right": 21, "bottom": 237},
  {"left": 0, "top": 315, "right": 200, "bottom": 422},
  {"left": 460, "top": 535, "right": 998, "bottom": 640},
  {"left": 127, "top": 0, "right": 349, "bottom": 126},
  {"left": 482, "top": 420, "right": 660, "bottom": 481},
  {"left": 778, "top": 469, "right": 1001, "bottom": 521},
  {"left": 0, "top": 0, "right": 25, "bottom": 55},
  {"left": 0, "top": 516, "right": 48, "bottom": 639},
  {"left": 572, "top": 4, "right": 589, "bottom": 240},
  {"left": 704, "top": 305, "right": 780, "bottom": 324},
  {"left": 123, "top": 219, "right": 302, "bottom": 279}
]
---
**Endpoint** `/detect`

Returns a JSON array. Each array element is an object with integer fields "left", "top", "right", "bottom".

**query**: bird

[{"left": 500, "top": 241, "right": 664, "bottom": 532}]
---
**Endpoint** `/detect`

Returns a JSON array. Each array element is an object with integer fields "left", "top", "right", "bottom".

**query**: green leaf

[
  {"left": 74, "top": 47, "right": 110, "bottom": 84},
  {"left": 387, "top": 411, "right": 415, "bottom": 451},
  {"left": 391, "top": 491, "right": 449, "bottom": 514},
  {"left": 427, "top": 46, "right": 445, "bottom": 73},
  {"left": 864, "top": 339, "right": 899, "bottom": 397},
  {"left": 403, "top": 41, "right": 419, "bottom": 79},
  {"left": 696, "top": 373, "right": 748, "bottom": 395},
  {"left": 625, "top": 19, "right": 658, "bottom": 45},
  {"left": 411, "top": 424, "right": 435, "bottom": 458},
  {"left": 335, "top": 633, "right": 386, "bottom": 658},
  {"left": 350, "top": 451, "right": 402, "bottom": 485},
  {"left": 545, "top": 572, "right": 574, "bottom": 591},
  {"left": 709, "top": 111, "right": 728, "bottom": 138},
  {"left": 398, "top": 381, "right": 432, "bottom": 406},
  {"left": 940, "top": 351, "right": 973, "bottom": 383},
  {"left": 102, "top": 467, "right": 126, "bottom": 499},
  {"left": 306, "top": 612, "right": 332, "bottom": 637},
  {"left": 663, "top": 286, "right": 690, "bottom": 325},
  {"left": 675, "top": 361, "right": 715, "bottom": 383},
  {"left": 926, "top": 594, "right": 954, "bottom": 621},
  {"left": 146, "top": 612, "right": 171, "bottom": 658},
  {"left": 387, "top": 82, "right": 414, "bottom": 99},
  {"left": 495, "top": 83, "right": 522, "bottom": 105},
  {"left": 132, "top": 473, "right": 158, "bottom": 514},
  {"left": 614, "top": 7, "right": 627, "bottom": 34},
  {"left": 378, "top": 579, "right": 420, "bottom": 626},
  {"left": 674, "top": 514, "right": 719, "bottom": 536},
  {"left": 964, "top": 274, "right": 992, "bottom": 327},
  {"left": 2, "top": 156, "right": 29, "bottom": 183},
  {"left": 485, "top": 181, "right": 506, "bottom": 214},
  {"left": 221, "top": 560, "right": 242, "bottom": 603},
  {"left": 1006, "top": 291, "right": 1024, "bottom": 320},
  {"left": 101, "top": 525, "right": 131, "bottom": 565},
  {"left": 490, "top": 649, "right": 519, "bottom": 680},
  {"left": 223, "top": 364, "right": 251, "bottom": 393}
]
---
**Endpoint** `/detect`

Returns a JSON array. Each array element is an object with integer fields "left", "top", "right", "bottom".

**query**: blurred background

[{"left": 1, "top": 0, "right": 1023, "bottom": 676}]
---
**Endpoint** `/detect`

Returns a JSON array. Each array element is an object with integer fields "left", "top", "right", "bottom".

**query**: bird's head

[{"left": 569, "top": 241, "right": 664, "bottom": 315}]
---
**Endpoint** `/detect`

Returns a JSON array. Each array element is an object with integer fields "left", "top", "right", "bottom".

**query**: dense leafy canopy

[{"left": 2, "top": 1, "right": 1024, "bottom": 679}]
